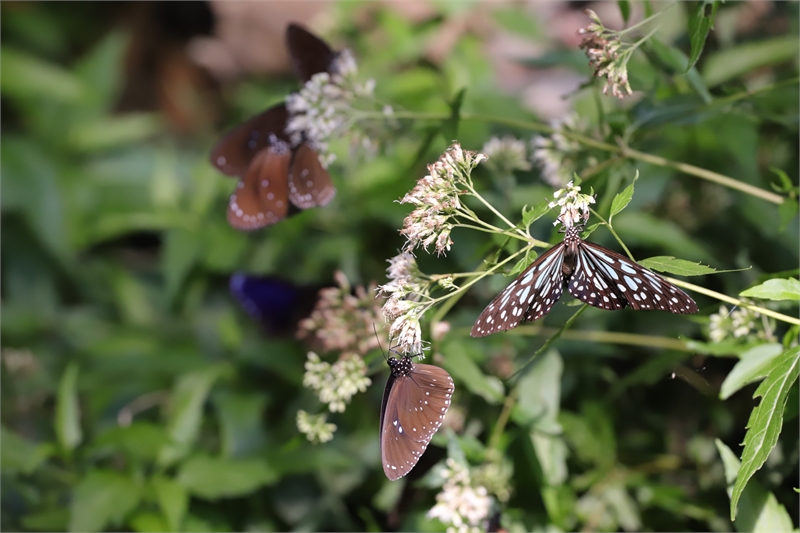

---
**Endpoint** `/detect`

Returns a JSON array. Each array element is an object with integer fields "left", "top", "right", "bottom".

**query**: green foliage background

[{"left": 2, "top": 2, "right": 798, "bottom": 532}]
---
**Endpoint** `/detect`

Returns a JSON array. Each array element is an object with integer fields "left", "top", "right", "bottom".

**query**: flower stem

[{"left": 488, "top": 389, "right": 517, "bottom": 452}]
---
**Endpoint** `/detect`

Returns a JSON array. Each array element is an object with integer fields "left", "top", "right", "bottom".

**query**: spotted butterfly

[{"left": 471, "top": 225, "right": 698, "bottom": 337}]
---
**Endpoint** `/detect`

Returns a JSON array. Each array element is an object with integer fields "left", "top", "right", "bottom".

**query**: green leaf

[
  {"left": 442, "top": 342, "right": 505, "bottom": 404},
  {"left": 441, "top": 88, "right": 466, "bottom": 141},
  {"left": 152, "top": 475, "right": 188, "bottom": 532},
  {"left": 158, "top": 365, "right": 230, "bottom": 466},
  {"left": 581, "top": 222, "right": 601, "bottom": 239},
  {"left": 69, "top": 469, "right": 141, "bottom": 532},
  {"left": 162, "top": 228, "right": 203, "bottom": 303},
  {"left": 608, "top": 171, "right": 638, "bottom": 223},
  {"left": 0, "top": 47, "right": 84, "bottom": 102},
  {"left": 647, "top": 38, "right": 712, "bottom": 103},
  {"left": 1, "top": 426, "right": 53, "bottom": 474},
  {"left": 702, "top": 35, "right": 799, "bottom": 87},
  {"left": 686, "top": 1, "right": 718, "bottom": 73},
  {"left": 716, "top": 439, "right": 795, "bottom": 532},
  {"left": 68, "top": 113, "right": 162, "bottom": 152},
  {"left": 130, "top": 512, "right": 170, "bottom": 533},
  {"left": 92, "top": 422, "right": 169, "bottom": 462},
  {"left": 55, "top": 363, "right": 82, "bottom": 454},
  {"left": 522, "top": 202, "right": 551, "bottom": 228},
  {"left": 177, "top": 455, "right": 278, "bottom": 500},
  {"left": 213, "top": 391, "right": 267, "bottom": 458},
  {"left": 509, "top": 249, "right": 536, "bottom": 277},
  {"left": 740, "top": 278, "right": 800, "bottom": 301},
  {"left": 730, "top": 346, "right": 800, "bottom": 520},
  {"left": 637, "top": 256, "right": 716, "bottom": 276},
  {"left": 73, "top": 31, "right": 129, "bottom": 115},
  {"left": 720, "top": 343, "right": 784, "bottom": 400},
  {"left": 618, "top": 0, "right": 631, "bottom": 23},
  {"left": 778, "top": 200, "right": 798, "bottom": 233}
]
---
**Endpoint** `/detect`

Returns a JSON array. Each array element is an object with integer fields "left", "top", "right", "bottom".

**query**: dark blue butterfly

[{"left": 229, "top": 273, "right": 320, "bottom": 336}]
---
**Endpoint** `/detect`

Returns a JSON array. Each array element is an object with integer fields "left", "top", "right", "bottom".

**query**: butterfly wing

[
  {"left": 471, "top": 243, "right": 567, "bottom": 337},
  {"left": 210, "top": 104, "right": 290, "bottom": 177},
  {"left": 227, "top": 147, "right": 291, "bottom": 230},
  {"left": 288, "top": 144, "right": 336, "bottom": 209},
  {"left": 570, "top": 240, "right": 698, "bottom": 314},
  {"left": 380, "top": 363, "right": 453, "bottom": 480},
  {"left": 286, "top": 23, "right": 337, "bottom": 83},
  {"left": 229, "top": 273, "right": 320, "bottom": 336}
]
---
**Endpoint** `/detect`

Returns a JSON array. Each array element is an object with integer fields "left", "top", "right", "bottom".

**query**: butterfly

[
  {"left": 209, "top": 24, "right": 339, "bottom": 230},
  {"left": 229, "top": 273, "right": 322, "bottom": 337},
  {"left": 380, "top": 353, "right": 454, "bottom": 480},
  {"left": 471, "top": 225, "right": 699, "bottom": 337}
]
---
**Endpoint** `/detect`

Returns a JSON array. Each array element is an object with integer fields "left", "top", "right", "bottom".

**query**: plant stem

[
  {"left": 488, "top": 389, "right": 517, "bottom": 452},
  {"left": 505, "top": 325, "right": 691, "bottom": 351}
]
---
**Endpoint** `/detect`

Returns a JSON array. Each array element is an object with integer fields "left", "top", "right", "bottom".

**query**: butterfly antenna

[{"left": 373, "top": 323, "right": 388, "bottom": 362}]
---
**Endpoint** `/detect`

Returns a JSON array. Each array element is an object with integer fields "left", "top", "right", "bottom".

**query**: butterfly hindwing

[
  {"left": 574, "top": 240, "right": 698, "bottom": 314},
  {"left": 210, "top": 104, "right": 290, "bottom": 177},
  {"left": 227, "top": 146, "right": 291, "bottom": 230},
  {"left": 471, "top": 242, "right": 566, "bottom": 337},
  {"left": 288, "top": 144, "right": 336, "bottom": 209}
]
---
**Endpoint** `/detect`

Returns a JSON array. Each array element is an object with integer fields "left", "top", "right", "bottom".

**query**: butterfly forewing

[
  {"left": 288, "top": 144, "right": 336, "bottom": 209},
  {"left": 380, "top": 358, "right": 453, "bottom": 481},
  {"left": 575, "top": 241, "right": 698, "bottom": 314},
  {"left": 565, "top": 246, "right": 626, "bottom": 310},
  {"left": 210, "top": 104, "right": 290, "bottom": 177},
  {"left": 286, "top": 23, "right": 337, "bottom": 83},
  {"left": 471, "top": 243, "right": 566, "bottom": 337},
  {"left": 227, "top": 147, "right": 291, "bottom": 230}
]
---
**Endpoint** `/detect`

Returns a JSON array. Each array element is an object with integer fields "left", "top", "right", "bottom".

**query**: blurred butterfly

[
  {"left": 471, "top": 225, "right": 699, "bottom": 337},
  {"left": 380, "top": 352, "right": 454, "bottom": 480},
  {"left": 229, "top": 273, "right": 321, "bottom": 337},
  {"left": 209, "top": 23, "right": 339, "bottom": 231}
]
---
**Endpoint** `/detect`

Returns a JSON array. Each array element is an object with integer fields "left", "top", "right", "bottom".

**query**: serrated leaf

[
  {"left": 638, "top": 256, "right": 716, "bottom": 276},
  {"left": 509, "top": 250, "right": 536, "bottom": 277},
  {"left": 177, "top": 455, "right": 277, "bottom": 500},
  {"left": 522, "top": 202, "right": 551, "bottom": 228},
  {"left": 720, "top": 343, "right": 784, "bottom": 400},
  {"left": 730, "top": 346, "right": 800, "bottom": 520},
  {"left": 609, "top": 171, "right": 638, "bottom": 223},
  {"left": 686, "top": 1, "right": 718, "bottom": 73},
  {"left": 69, "top": 470, "right": 141, "bottom": 532},
  {"left": 716, "top": 439, "right": 795, "bottom": 532},
  {"left": 55, "top": 363, "right": 82, "bottom": 454},
  {"left": 581, "top": 222, "right": 601, "bottom": 239},
  {"left": 740, "top": 278, "right": 800, "bottom": 301}
]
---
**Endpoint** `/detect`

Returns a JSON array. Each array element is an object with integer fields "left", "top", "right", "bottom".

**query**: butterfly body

[
  {"left": 380, "top": 355, "right": 454, "bottom": 480},
  {"left": 471, "top": 226, "right": 699, "bottom": 337}
]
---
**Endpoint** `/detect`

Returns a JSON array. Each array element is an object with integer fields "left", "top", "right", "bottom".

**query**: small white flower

[
  {"left": 296, "top": 410, "right": 337, "bottom": 443},
  {"left": 531, "top": 114, "right": 586, "bottom": 188},
  {"left": 303, "top": 352, "right": 371, "bottom": 412},
  {"left": 428, "top": 459, "right": 493, "bottom": 533},
  {"left": 389, "top": 309, "right": 422, "bottom": 355},
  {"left": 482, "top": 136, "right": 531, "bottom": 175},
  {"left": 548, "top": 180, "right": 595, "bottom": 227}
]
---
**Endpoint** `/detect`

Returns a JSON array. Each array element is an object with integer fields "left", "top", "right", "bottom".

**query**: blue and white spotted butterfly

[{"left": 471, "top": 225, "right": 698, "bottom": 337}]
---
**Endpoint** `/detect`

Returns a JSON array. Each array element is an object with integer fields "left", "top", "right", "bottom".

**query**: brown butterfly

[{"left": 209, "top": 24, "right": 339, "bottom": 231}]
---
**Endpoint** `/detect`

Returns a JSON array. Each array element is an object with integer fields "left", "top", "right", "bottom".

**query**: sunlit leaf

[
  {"left": 720, "top": 343, "right": 783, "bottom": 400},
  {"left": 608, "top": 171, "right": 638, "bottom": 223},
  {"left": 177, "top": 455, "right": 278, "bottom": 500},
  {"left": 740, "top": 278, "right": 800, "bottom": 301},
  {"left": 55, "top": 363, "right": 82, "bottom": 454},
  {"left": 69, "top": 469, "right": 141, "bottom": 532},
  {"left": 638, "top": 256, "right": 716, "bottom": 276}
]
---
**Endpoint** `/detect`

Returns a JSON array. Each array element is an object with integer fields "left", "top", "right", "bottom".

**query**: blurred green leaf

[
  {"left": 1, "top": 426, "right": 53, "bottom": 474},
  {"left": 778, "top": 200, "right": 798, "bottom": 233},
  {"left": 686, "top": 1, "right": 718, "bottom": 73},
  {"left": 177, "top": 455, "right": 278, "bottom": 499},
  {"left": 130, "top": 512, "right": 170, "bottom": 533},
  {"left": 92, "top": 422, "right": 169, "bottom": 462},
  {"left": 55, "top": 363, "right": 82, "bottom": 454},
  {"left": 0, "top": 47, "right": 83, "bottom": 102},
  {"left": 648, "top": 38, "right": 712, "bottom": 103},
  {"left": 21, "top": 508, "right": 70, "bottom": 531},
  {"left": 716, "top": 439, "right": 795, "bottom": 532},
  {"left": 720, "top": 343, "right": 784, "bottom": 400},
  {"left": 69, "top": 469, "right": 141, "bottom": 532},
  {"left": 740, "top": 278, "right": 800, "bottom": 301},
  {"left": 703, "top": 36, "right": 800, "bottom": 88},
  {"left": 613, "top": 212, "right": 712, "bottom": 262},
  {"left": 492, "top": 7, "right": 543, "bottom": 39},
  {"left": 618, "top": 1, "right": 631, "bottom": 23},
  {"left": 73, "top": 31, "right": 128, "bottom": 114},
  {"left": 162, "top": 228, "right": 203, "bottom": 303},
  {"left": 159, "top": 365, "right": 231, "bottom": 465},
  {"left": 638, "top": 256, "right": 716, "bottom": 276},
  {"left": 68, "top": 113, "right": 162, "bottom": 152},
  {"left": 442, "top": 88, "right": 466, "bottom": 141},
  {"left": 213, "top": 391, "right": 267, "bottom": 458},
  {"left": 152, "top": 475, "right": 188, "bottom": 532},
  {"left": 730, "top": 346, "right": 800, "bottom": 521},
  {"left": 442, "top": 341, "right": 504, "bottom": 404}
]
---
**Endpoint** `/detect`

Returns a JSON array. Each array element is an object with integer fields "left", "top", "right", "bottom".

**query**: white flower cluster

[
  {"left": 549, "top": 180, "right": 595, "bottom": 228},
  {"left": 428, "top": 458, "right": 493, "bottom": 533},
  {"left": 708, "top": 304, "right": 764, "bottom": 343},
  {"left": 378, "top": 253, "right": 425, "bottom": 355},
  {"left": 296, "top": 410, "right": 336, "bottom": 444},
  {"left": 481, "top": 135, "right": 531, "bottom": 176},
  {"left": 302, "top": 352, "right": 372, "bottom": 412},
  {"left": 531, "top": 113, "right": 585, "bottom": 188},
  {"left": 286, "top": 50, "right": 375, "bottom": 166},
  {"left": 399, "top": 143, "right": 486, "bottom": 256},
  {"left": 579, "top": 9, "right": 633, "bottom": 99}
]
